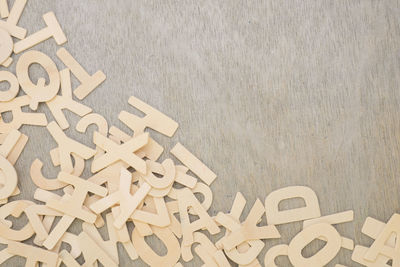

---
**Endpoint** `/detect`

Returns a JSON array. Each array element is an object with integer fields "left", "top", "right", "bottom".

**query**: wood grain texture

[{"left": 1, "top": 0, "right": 400, "bottom": 266}]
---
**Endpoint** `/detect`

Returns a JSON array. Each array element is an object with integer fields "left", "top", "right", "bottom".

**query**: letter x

[{"left": 92, "top": 131, "right": 148, "bottom": 174}]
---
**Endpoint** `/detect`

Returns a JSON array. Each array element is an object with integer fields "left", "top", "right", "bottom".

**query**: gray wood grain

[{"left": 1, "top": 0, "right": 400, "bottom": 266}]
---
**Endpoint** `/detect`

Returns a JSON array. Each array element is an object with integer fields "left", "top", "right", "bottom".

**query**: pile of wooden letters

[{"left": 0, "top": 1, "right": 398, "bottom": 266}]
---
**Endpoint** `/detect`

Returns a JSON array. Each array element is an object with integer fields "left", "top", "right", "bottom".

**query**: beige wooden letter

[
  {"left": 171, "top": 142, "right": 216, "bottom": 185},
  {"left": 13, "top": 11, "right": 67, "bottom": 53},
  {"left": 16, "top": 50, "right": 60, "bottom": 110},
  {"left": 364, "top": 213, "right": 400, "bottom": 265},
  {"left": 30, "top": 159, "right": 67, "bottom": 190},
  {"left": 119, "top": 96, "right": 178, "bottom": 137},
  {"left": 56, "top": 47, "right": 106, "bottom": 100},
  {"left": 92, "top": 131, "right": 148, "bottom": 173},
  {"left": 288, "top": 223, "right": 341, "bottom": 267},
  {"left": 265, "top": 186, "right": 321, "bottom": 225}
]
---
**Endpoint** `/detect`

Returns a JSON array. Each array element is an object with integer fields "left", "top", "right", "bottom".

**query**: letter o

[{"left": 288, "top": 223, "right": 341, "bottom": 267}]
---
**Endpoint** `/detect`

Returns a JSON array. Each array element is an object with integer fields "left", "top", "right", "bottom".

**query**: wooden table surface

[{"left": 2, "top": 0, "right": 400, "bottom": 266}]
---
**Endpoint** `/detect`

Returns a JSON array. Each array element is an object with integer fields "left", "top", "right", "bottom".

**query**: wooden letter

[
  {"left": 13, "top": 11, "right": 67, "bottom": 54},
  {"left": 288, "top": 223, "right": 341, "bottom": 267},
  {"left": 30, "top": 159, "right": 67, "bottom": 190},
  {"left": 265, "top": 186, "right": 321, "bottom": 225},
  {"left": 364, "top": 213, "right": 400, "bottom": 265},
  {"left": 170, "top": 142, "right": 216, "bottom": 186},
  {"left": 119, "top": 96, "right": 178, "bottom": 137},
  {"left": 56, "top": 47, "right": 106, "bottom": 100},
  {"left": 16, "top": 50, "right": 60, "bottom": 110},
  {"left": 92, "top": 131, "right": 148, "bottom": 173}
]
